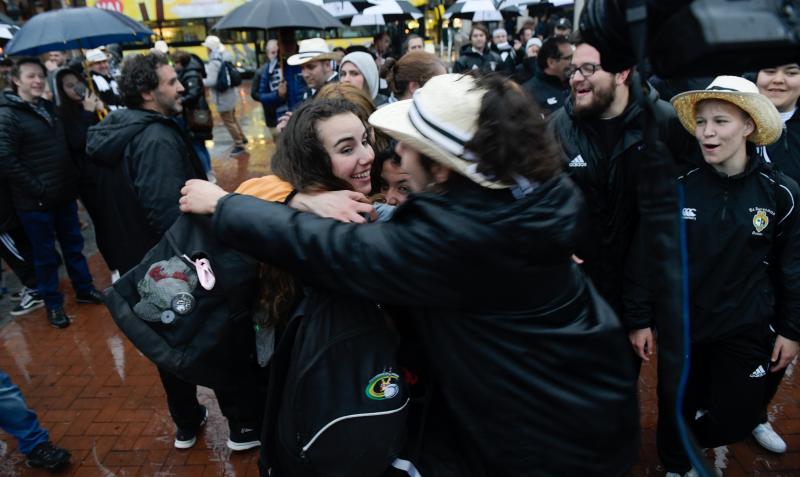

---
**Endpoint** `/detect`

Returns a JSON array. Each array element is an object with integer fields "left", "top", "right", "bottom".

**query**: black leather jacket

[{"left": 212, "top": 174, "right": 639, "bottom": 476}]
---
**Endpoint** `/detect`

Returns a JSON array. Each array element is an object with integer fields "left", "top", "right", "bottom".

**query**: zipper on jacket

[{"left": 721, "top": 189, "right": 728, "bottom": 221}]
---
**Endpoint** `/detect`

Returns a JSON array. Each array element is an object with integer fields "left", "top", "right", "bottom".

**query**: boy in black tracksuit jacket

[{"left": 656, "top": 155, "right": 800, "bottom": 472}]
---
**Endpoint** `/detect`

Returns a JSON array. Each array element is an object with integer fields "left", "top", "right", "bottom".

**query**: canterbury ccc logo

[{"left": 365, "top": 371, "right": 400, "bottom": 400}]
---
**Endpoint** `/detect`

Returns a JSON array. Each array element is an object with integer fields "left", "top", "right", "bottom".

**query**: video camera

[{"left": 579, "top": 0, "right": 800, "bottom": 77}]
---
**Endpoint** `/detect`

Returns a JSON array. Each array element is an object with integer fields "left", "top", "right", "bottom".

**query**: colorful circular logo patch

[{"left": 365, "top": 372, "right": 400, "bottom": 400}]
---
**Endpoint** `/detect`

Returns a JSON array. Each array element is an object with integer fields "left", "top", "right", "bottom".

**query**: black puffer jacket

[
  {"left": 549, "top": 82, "right": 691, "bottom": 316},
  {"left": 212, "top": 175, "right": 639, "bottom": 476},
  {"left": 0, "top": 91, "right": 78, "bottom": 211},
  {"left": 452, "top": 45, "right": 505, "bottom": 75},
  {"left": 86, "top": 108, "right": 206, "bottom": 273},
  {"left": 178, "top": 55, "right": 212, "bottom": 141}
]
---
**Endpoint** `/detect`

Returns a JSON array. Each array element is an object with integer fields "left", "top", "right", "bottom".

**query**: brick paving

[{"left": 1, "top": 85, "right": 799, "bottom": 476}]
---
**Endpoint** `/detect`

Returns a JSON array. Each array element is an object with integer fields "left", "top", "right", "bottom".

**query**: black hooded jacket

[
  {"left": 86, "top": 108, "right": 206, "bottom": 273},
  {"left": 211, "top": 174, "right": 639, "bottom": 476},
  {"left": 452, "top": 45, "right": 505, "bottom": 75},
  {"left": 678, "top": 158, "right": 800, "bottom": 342},
  {"left": 0, "top": 91, "right": 78, "bottom": 211},
  {"left": 549, "top": 82, "right": 691, "bottom": 317}
]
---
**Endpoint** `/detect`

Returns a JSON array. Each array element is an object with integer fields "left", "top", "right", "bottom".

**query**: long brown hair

[{"left": 386, "top": 51, "right": 446, "bottom": 99}]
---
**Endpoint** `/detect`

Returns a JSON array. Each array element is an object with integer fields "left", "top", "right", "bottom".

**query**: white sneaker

[
  {"left": 665, "top": 468, "right": 699, "bottom": 477},
  {"left": 753, "top": 422, "right": 787, "bottom": 453}
]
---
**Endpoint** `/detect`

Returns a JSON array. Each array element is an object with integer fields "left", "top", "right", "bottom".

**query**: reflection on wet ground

[{"left": 0, "top": 83, "right": 799, "bottom": 476}]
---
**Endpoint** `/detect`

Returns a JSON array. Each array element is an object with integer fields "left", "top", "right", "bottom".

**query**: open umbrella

[
  {"left": 213, "top": 0, "right": 344, "bottom": 31},
  {"left": 444, "top": 0, "right": 502, "bottom": 20},
  {"left": 5, "top": 7, "right": 152, "bottom": 56},
  {"left": 348, "top": 0, "right": 422, "bottom": 25},
  {"left": 0, "top": 24, "right": 19, "bottom": 41},
  {"left": 301, "top": 0, "right": 361, "bottom": 19}
]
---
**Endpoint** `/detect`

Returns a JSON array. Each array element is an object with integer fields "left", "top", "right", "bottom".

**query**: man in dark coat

[
  {"left": 86, "top": 53, "right": 262, "bottom": 453},
  {"left": 549, "top": 40, "right": 690, "bottom": 333},
  {"left": 0, "top": 57, "right": 102, "bottom": 328},
  {"left": 523, "top": 36, "right": 572, "bottom": 114}
]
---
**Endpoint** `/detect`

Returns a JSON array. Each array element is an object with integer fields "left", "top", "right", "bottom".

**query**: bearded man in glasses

[{"left": 549, "top": 37, "right": 692, "bottom": 366}]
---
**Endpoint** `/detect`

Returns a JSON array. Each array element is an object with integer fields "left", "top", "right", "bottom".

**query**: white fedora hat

[
  {"left": 84, "top": 48, "right": 110, "bottom": 63},
  {"left": 369, "top": 73, "right": 508, "bottom": 189},
  {"left": 671, "top": 75, "right": 782, "bottom": 146},
  {"left": 287, "top": 37, "right": 336, "bottom": 66}
]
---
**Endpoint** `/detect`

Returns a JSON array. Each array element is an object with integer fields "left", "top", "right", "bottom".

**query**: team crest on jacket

[
  {"left": 365, "top": 371, "right": 400, "bottom": 400},
  {"left": 753, "top": 210, "right": 769, "bottom": 233}
]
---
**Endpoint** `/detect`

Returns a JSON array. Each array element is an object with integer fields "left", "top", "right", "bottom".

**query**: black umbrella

[
  {"left": 5, "top": 7, "right": 152, "bottom": 56},
  {"left": 213, "top": 0, "right": 344, "bottom": 31}
]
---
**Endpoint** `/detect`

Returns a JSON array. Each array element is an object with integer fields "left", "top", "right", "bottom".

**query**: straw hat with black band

[
  {"left": 287, "top": 38, "right": 336, "bottom": 66},
  {"left": 671, "top": 75, "right": 783, "bottom": 146},
  {"left": 369, "top": 73, "right": 509, "bottom": 190}
]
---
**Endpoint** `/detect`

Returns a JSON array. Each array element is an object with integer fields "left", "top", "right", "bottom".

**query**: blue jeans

[
  {"left": 0, "top": 369, "right": 48, "bottom": 454},
  {"left": 17, "top": 201, "right": 94, "bottom": 310}
]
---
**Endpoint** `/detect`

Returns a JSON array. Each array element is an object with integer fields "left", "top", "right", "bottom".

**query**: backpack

[
  {"left": 103, "top": 214, "right": 261, "bottom": 390},
  {"left": 265, "top": 290, "right": 409, "bottom": 476},
  {"left": 215, "top": 60, "right": 243, "bottom": 92}
]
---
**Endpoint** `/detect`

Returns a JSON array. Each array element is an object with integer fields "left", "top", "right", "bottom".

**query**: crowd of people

[{"left": 0, "top": 11, "right": 799, "bottom": 477}]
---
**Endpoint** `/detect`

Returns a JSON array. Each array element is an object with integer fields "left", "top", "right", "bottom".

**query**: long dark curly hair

[{"left": 465, "top": 74, "right": 563, "bottom": 184}]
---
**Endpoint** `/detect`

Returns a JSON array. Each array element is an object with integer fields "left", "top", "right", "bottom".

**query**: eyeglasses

[{"left": 565, "top": 63, "right": 602, "bottom": 79}]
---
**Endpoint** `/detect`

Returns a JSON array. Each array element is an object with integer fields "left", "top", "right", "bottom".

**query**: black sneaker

[
  {"left": 227, "top": 425, "right": 261, "bottom": 451},
  {"left": 26, "top": 441, "right": 71, "bottom": 470},
  {"left": 47, "top": 307, "right": 71, "bottom": 329},
  {"left": 75, "top": 288, "right": 104, "bottom": 305},
  {"left": 230, "top": 145, "right": 247, "bottom": 157},
  {"left": 174, "top": 405, "right": 208, "bottom": 449},
  {"left": 242, "top": 137, "right": 249, "bottom": 145},
  {"left": 10, "top": 288, "right": 44, "bottom": 316}
]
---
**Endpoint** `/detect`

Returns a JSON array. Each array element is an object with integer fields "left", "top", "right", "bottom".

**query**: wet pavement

[{"left": 0, "top": 83, "right": 799, "bottom": 476}]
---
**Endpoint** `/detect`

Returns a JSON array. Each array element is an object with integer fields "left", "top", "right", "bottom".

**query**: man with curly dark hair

[{"left": 85, "top": 53, "right": 215, "bottom": 450}]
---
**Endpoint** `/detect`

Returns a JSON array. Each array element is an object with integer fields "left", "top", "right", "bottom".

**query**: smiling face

[
  {"left": 757, "top": 63, "right": 800, "bottom": 113},
  {"left": 569, "top": 43, "right": 616, "bottom": 118},
  {"left": 13, "top": 62, "right": 46, "bottom": 102},
  {"left": 316, "top": 112, "right": 375, "bottom": 194},
  {"left": 694, "top": 99, "right": 754, "bottom": 175},
  {"left": 339, "top": 62, "right": 366, "bottom": 91}
]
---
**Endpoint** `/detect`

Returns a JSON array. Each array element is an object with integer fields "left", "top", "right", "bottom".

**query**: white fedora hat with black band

[
  {"left": 671, "top": 75, "right": 782, "bottom": 146},
  {"left": 287, "top": 38, "right": 336, "bottom": 66},
  {"left": 369, "top": 73, "right": 508, "bottom": 189}
]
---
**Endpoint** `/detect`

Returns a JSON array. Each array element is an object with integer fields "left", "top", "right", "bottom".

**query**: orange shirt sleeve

[{"left": 235, "top": 175, "right": 294, "bottom": 203}]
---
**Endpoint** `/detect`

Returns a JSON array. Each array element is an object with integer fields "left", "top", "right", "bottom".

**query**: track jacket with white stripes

[{"left": 679, "top": 156, "right": 800, "bottom": 343}]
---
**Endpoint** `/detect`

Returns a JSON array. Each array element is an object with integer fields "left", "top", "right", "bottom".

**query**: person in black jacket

[
  {"left": 512, "top": 37, "right": 541, "bottom": 84},
  {"left": 452, "top": 24, "right": 504, "bottom": 75},
  {"left": 653, "top": 76, "right": 800, "bottom": 476},
  {"left": 86, "top": 52, "right": 263, "bottom": 454},
  {"left": 172, "top": 50, "right": 213, "bottom": 180},
  {"left": 550, "top": 39, "right": 691, "bottom": 333},
  {"left": 180, "top": 73, "right": 639, "bottom": 476},
  {"left": 490, "top": 28, "right": 516, "bottom": 74},
  {"left": 54, "top": 68, "right": 107, "bottom": 262},
  {"left": 750, "top": 62, "right": 800, "bottom": 455},
  {"left": 0, "top": 57, "right": 103, "bottom": 328},
  {"left": 522, "top": 36, "right": 572, "bottom": 114}
]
